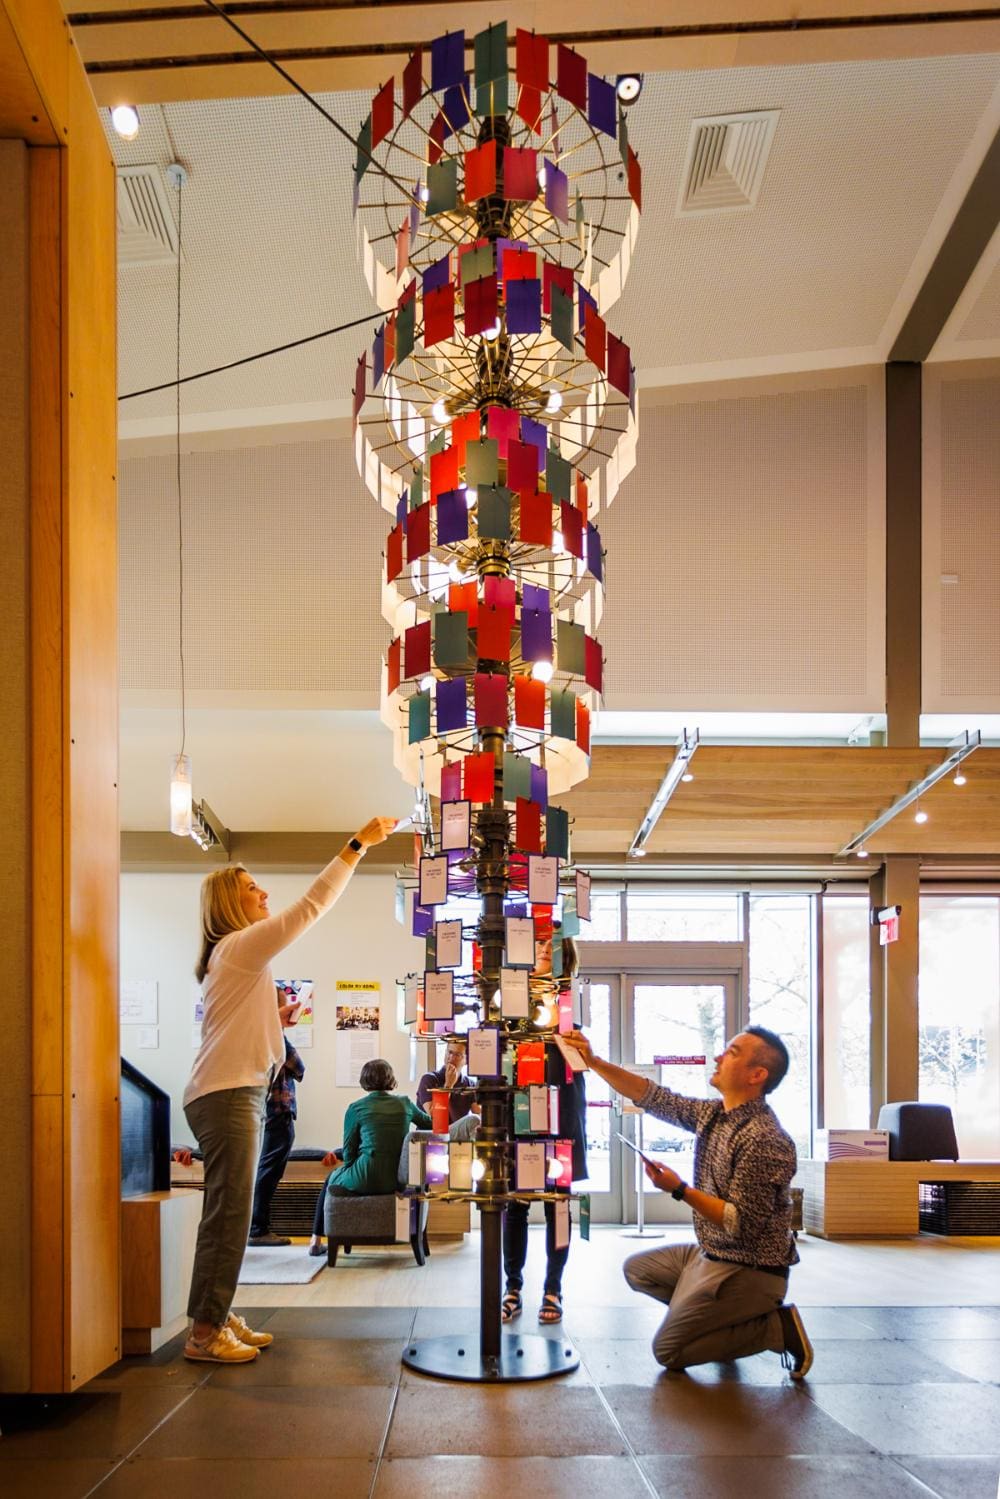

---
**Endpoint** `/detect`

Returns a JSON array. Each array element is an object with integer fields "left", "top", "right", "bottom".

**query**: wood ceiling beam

[{"left": 63, "top": 2, "right": 1000, "bottom": 106}]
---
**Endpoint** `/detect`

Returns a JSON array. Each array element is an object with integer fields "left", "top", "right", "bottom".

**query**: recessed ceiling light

[
  {"left": 616, "top": 74, "right": 643, "bottom": 105},
  {"left": 111, "top": 104, "right": 140, "bottom": 140}
]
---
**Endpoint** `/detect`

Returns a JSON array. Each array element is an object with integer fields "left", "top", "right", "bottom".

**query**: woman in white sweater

[{"left": 183, "top": 817, "right": 395, "bottom": 1364}]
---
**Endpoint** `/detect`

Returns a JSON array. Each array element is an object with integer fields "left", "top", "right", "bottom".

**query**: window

[
  {"left": 626, "top": 891, "right": 742, "bottom": 942},
  {"left": 748, "top": 894, "right": 813, "bottom": 1157},
  {"left": 821, "top": 895, "right": 870, "bottom": 1128},
  {"left": 919, "top": 896, "right": 1000, "bottom": 1158},
  {"left": 581, "top": 891, "right": 621, "bottom": 941}
]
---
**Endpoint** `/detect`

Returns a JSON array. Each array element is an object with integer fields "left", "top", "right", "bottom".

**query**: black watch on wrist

[
  {"left": 348, "top": 837, "right": 364, "bottom": 853},
  {"left": 670, "top": 1181, "right": 688, "bottom": 1202}
]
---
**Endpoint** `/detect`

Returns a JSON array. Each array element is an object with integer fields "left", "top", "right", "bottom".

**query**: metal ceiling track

[{"left": 837, "top": 729, "right": 982, "bottom": 858}]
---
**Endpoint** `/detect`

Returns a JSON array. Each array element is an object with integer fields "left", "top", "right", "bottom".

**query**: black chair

[{"left": 877, "top": 1101, "right": 959, "bottom": 1161}]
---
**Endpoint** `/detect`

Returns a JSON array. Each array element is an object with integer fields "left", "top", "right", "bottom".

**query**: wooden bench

[
  {"left": 121, "top": 1189, "right": 202, "bottom": 1354},
  {"left": 796, "top": 1159, "right": 1000, "bottom": 1238}
]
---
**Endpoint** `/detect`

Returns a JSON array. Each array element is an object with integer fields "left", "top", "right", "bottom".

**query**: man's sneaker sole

[
  {"left": 783, "top": 1304, "right": 814, "bottom": 1379},
  {"left": 183, "top": 1339, "right": 258, "bottom": 1364}
]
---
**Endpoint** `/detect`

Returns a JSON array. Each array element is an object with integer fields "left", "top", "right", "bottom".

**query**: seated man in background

[
  {"left": 417, "top": 1037, "right": 476, "bottom": 1125},
  {"left": 566, "top": 1025, "right": 813, "bottom": 1379}
]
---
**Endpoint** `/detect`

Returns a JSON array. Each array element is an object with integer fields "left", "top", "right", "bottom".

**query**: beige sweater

[{"left": 184, "top": 855, "right": 353, "bottom": 1108}]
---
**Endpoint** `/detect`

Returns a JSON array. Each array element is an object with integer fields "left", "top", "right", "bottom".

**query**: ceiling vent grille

[
  {"left": 117, "top": 165, "right": 181, "bottom": 266},
  {"left": 678, "top": 110, "right": 780, "bottom": 216}
]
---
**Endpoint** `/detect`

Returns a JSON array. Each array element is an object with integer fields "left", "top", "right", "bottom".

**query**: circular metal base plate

[
  {"left": 402, "top": 1331, "right": 580, "bottom": 1382},
  {"left": 621, "top": 1228, "right": 665, "bottom": 1239}
]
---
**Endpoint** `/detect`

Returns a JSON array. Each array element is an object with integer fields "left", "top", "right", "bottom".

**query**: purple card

[
  {"left": 587, "top": 523, "right": 602, "bottom": 581},
  {"left": 373, "top": 324, "right": 385, "bottom": 385},
  {"left": 522, "top": 583, "right": 550, "bottom": 614},
  {"left": 520, "top": 414, "right": 547, "bottom": 463},
  {"left": 396, "top": 492, "right": 408, "bottom": 524},
  {"left": 545, "top": 160, "right": 569, "bottom": 223},
  {"left": 506, "top": 278, "right": 542, "bottom": 335},
  {"left": 436, "top": 676, "right": 467, "bottom": 732},
  {"left": 437, "top": 487, "right": 469, "bottom": 545},
  {"left": 412, "top": 902, "right": 434, "bottom": 938},
  {"left": 521, "top": 608, "right": 552, "bottom": 662},
  {"left": 431, "top": 30, "right": 465, "bottom": 92},
  {"left": 578, "top": 283, "right": 597, "bottom": 332},
  {"left": 423, "top": 252, "right": 451, "bottom": 294},
  {"left": 587, "top": 73, "right": 617, "bottom": 138},
  {"left": 530, "top": 762, "right": 548, "bottom": 811}
]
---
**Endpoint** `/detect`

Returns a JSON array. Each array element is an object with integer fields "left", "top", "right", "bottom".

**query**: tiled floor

[{"left": 2, "top": 1297, "right": 999, "bottom": 1498}]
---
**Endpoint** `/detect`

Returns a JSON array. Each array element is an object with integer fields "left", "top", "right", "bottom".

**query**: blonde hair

[{"left": 195, "top": 864, "right": 251, "bottom": 983}]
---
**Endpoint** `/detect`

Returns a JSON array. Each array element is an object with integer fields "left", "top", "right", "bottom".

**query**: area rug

[{"left": 237, "top": 1247, "right": 325, "bottom": 1285}]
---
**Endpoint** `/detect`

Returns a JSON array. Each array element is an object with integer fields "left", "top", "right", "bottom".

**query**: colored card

[
  {"left": 486, "top": 405, "right": 520, "bottom": 458},
  {"left": 423, "top": 282, "right": 455, "bottom": 346},
  {"left": 529, "top": 1084, "right": 550, "bottom": 1132},
  {"left": 500, "top": 246, "right": 536, "bottom": 285},
  {"left": 506, "top": 277, "right": 541, "bottom": 334},
  {"left": 547, "top": 805, "right": 570, "bottom": 860},
  {"left": 450, "top": 409, "right": 480, "bottom": 466},
  {"left": 373, "top": 323, "right": 385, "bottom": 385},
  {"left": 465, "top": 139, "right": 497, "bottom": 202},
  {"left": 521, "top": 607, "right": 552, "bottom": 665},
  {"left": 431, "top": 30, "right": 465, "bottom": 91},
  {"left": 578, "top": 282, "right": 597, "bottom": 332},
  {"left": 607, "top": 331, "right": 631, "bottom": 396},
  {"left": 371, "top": 76, "right": 394, "bottom": 149},
  {"left": 450, "top": 579, "right": 478, "bottom": 626},
  {"left": 514, "top": 674, "right": 546, "bottom": 729},
  {"left": 502, "top": 751, "right": 532, "bottom": 802},
  {"left": 423, "top": 252, "right": 451, "bottom": 294},
  {"left": 503, "top": 145, "right": 538, "bottom": 201},
  {"left": 387, "top": 637, "right": 401, "bottom": 694},
  {"left": 465, "top": 437, "right": 499, "bottom": 487},
  {"left": 519, "top": 490, "right": 553, "bottom": 546},
  {"left": 464, "top": 274, "right": 499, "bottom": 337},
  {"left": 501, "top": 967, "right": 530, "bottom": 1017},
  {"left": 542, "top": 260, "right": 574, "bottom": 315},
  {"left": 627, "top": 144, "right": 642, "bottom": 210},
  {"left": 556, "top": 44, "right": 587, "bottom": 110},
  {"left": 477, "top": 603, "right": 512, "bottom": 661},
  {"left": 546, "top": 446, "right": 570, "bottom": 501},
  {"left": 426, "top": 157, "right": 458, "bottom": 215},
  {"left": 516, "top": 1039, "right": 545, "bottom": 1084},
  {"left": 441, "top": 761, "right": 462, "bottom": 801},
  {"left": 475, "top": 671, "right": 509, "bottom": 726},
  {"left": 406, "top": 499, "right": 431, "bottom": 561},
  {"left": 505, "top": 916, "right": 536, "bottom": 969},
  {"left": 396, "top": 294, "right": 415, "bottom": 362},
  {"left": 576, "top": 869, "right": 591, "bottom": 922},
  {"left": 474, "top": 20, "right": 507, "bottom": 86},
  {"left": 386, "top": 521, "right": 404, "bottom": 582},
  {"left": 436, "top": 676, "right": 467, "bottom": 732},
  {"left": 545, "top": 160, "right": 569, "bottom": 223},
  {"left": 584, "top": 305, "right": 607, "bottom": 371},
  {"left": 434, "top": 610, "right": 469, "bottom": 668},
  {"left": 419, "top": 854, "right": 449, "bottom": 906},
  {"left": 354, "top": 114, "right": 372, "bottom": 184},
  {"left": 476, "top": 75, "right": 509, "bottom": 118},
  {"left": 585, "top": 634, "right": 603, "bottom": 692},
  {"left": 528, "top": 853, "right": 559, "bottom": 904},
  {"left": 587, "top": 522, "right": 603, "bottom": 581},
  {"left": 467, "top": 1026, "right": 501, "bottom": 1078},
  {"left": 506, "top": 438, "right": 540, "bottom": 492},
  {"left": 530, "top": 762, "right": 548, "bottom": 811},
  {"left": 517, "top": 84, "right": 543, "bottom": 134},
  {"left": 557, "top": 619, "right": 586, "bottom": 675},
  {"left": 515, "top": 1141, "right": 546, "bottom": 1190},
  {"left": 403, "top": 47, "right": 423, "bottom": 117},
  {"left": 561, "top": 500, "right": 584, "bottom": 558},
  {"left": 427, "top": 109, "right": 446, "bottom": 165},
  {"left": 436, "top": 487, "right": 469, "bottom": 546},
  {"left": 515, "top": 28, "right": 548, "bottom": 89},
  {"left": 412, "top": 901, "right": 434, "bottom": 938},
  {"left": 587, "top": 72, "right": 616, "bottom": 137},
  {"left": 459, "top": 241, "right": 493, "bottom": 286},
  {"left": 408, "top": 689, "right": 431, "bottom": 743},
  {"left": 550, "top": 687, "right": 576, "bottom": 740},
  {"left": 550, "top": 282, "right": 574, "bottom": 351},
  {"left": 464, "top": 750, "right": 495, "bottom": 803},
  {"left": 477, "top": 485, "right": 511, "bottom": 541},
  {"left": 441, "top": 799, "right": 472, "bottom": 851},
  {"left": 576, "top": 697, "right": 591, "bottom": 753},
  {"left": 424, "top": 969, "right": 454, "bottom": 1021},
  {"left": 405, "top": 619, "right": 432, "bottom": 679},
  {"left": 484, "top": 574, "right": 515, "bottom": 609},
  {"left": 515, "top": 797, "right": 542, "bottom": 853},
  {"left": 353, "top": 353, "right": 366, "bottom": 421},
  {"left": 435, "top": 917, "right": 463, "bottom": 968},
  {"left": 431, "top": 444, "right": 459, "bottom": 498}
]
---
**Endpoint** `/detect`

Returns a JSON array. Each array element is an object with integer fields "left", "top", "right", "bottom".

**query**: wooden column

[
  {"left": 869, "top": 856, "right": 921, "bottom": 1123},
  {"left": 884, "top": 362, "right": 922, "bottom": 747},
  {"left": 0, "top": 0, "right": 119, "bottom": 1393}
]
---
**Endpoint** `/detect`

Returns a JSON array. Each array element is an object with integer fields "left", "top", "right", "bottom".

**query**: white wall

[{"left": 120, "top": 869, "right": 432, "bottom": 1147}]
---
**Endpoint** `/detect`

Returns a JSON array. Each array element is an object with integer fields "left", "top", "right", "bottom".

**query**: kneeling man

[{"left": 566, "top": 1026, "right": 812, "bottom": 1378}]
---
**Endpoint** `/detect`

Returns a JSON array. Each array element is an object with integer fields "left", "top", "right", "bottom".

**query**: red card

[
  {"left": 585, "top": 635, "right": 603, "bottom": 693},
  {"left": 404, "top": 619, "right": 431, "bottom": 679},
  {"left": 486, "top": 405, "right": 520, "bottom": 459},
  {"left": 575, "top": 471, "right": 589, "bottom": 518},
  {"left": 450, "top": 580, "right": 478, "bottom": 627},
  {"left": 556, "top": 44, "right": 587, "bottom": 110},
  {"left": 484, "top": 575, "right": 516, "bottom": 610},
  {"left": 465, "top": 140, "right": 497, "bottom": 203},
  {"left": 627, "top": 144, "right": 642, "bottom": 211},
  {"left": 464, "top": 751, "right": 496, "bottom": 804},
  {"left": 477, "top": 604, "right": 513, "bottom": 662},
  {"left": 515, "top": 28, "right": 549, "bottom": 89},
  {"left": 387, "top": 637, "right": 401, "bottom": 694},
  {"left": 423, "top": 282, "right": 455, "bottom": 347},
  {"left": 475, "top": 672, "right": 509, "bottom": 727},
  {"left": 440, "top": 760, "right": 462, "bottom": 801},
  {"left": 607, "top": 332, "right": 631, "bottom": 396},
  {"left": 519, "top": 489, "right": 553, "bottom": 546},
  {"left": 383, "top": 314, "right": 396, "bottom": 371},
  {"left": 428, "top": 109, "right": 446, "bottom": 165},
  {"left": 403, "top": 48, "right": 422, "bottom": 118},
  {"left": 560, "top": 500, "right": 584, "bottom": 559},
  {"left": 501, "top": 248, "right": 537, "bottom": 288},
  {"left": 503, "top": 146, "right": 538, "bottom": 202},
  {"left": 407, "top": 500, "right": 431, "bottom": 561},
  {"left": 395, "top": 218, "right": 410, "bottom": 281},
  {"left": 516, "top": 1040, "right": 545, "bottom": 1085},
  {"left": 507, "top": 438, "right": 540, "bottom": 492},
  {"left": 386, "top": 522, "right": 404, "bottom": 582},
  {"left": 451, "top": 410, "right": 480, "bottom": 468},
  {"left": 516, "top": 798, "right": 542, "bottom": 854},
  {"left": 517, "top": 84, "right": 543, "bottom": 134},
  {"left": 514, "top": 675, "right": 546, "bottom": 729},
  {"left": 576, "top": 698, "right": 591, "bottom": 754},
  {"left": 464, "top": 274, "right": 499, "bottom": 337},
  {"left": 533, "top": 904, "right": 554, "bottom": 943},
  {"left": 543, "top": 260, "right": 574, "bottom": 314},
  {"left": 371, "top": 77, "right": 394, "bottom": 150},
  {"left": 430, "top": 445, "right": 459, "bottom": 499},
  {"left": 584, "top": 305, "right": 606, "bottom": 372}
]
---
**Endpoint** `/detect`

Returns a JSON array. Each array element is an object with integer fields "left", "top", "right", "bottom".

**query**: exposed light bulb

[
  {"left": 914, "top": 807, "right": 928, "bottom": 824},
  {"left": 420, "top": 674, "right": 435, "bottom": 692},
  {"left": 681, "top": 771, "right": 694, "bottom": 783},
  {"left": 170, "top": 753, "right": 193, "bottom": 838},
  {"left": 953, "top": 771, "right": 967, "bottom": 786},
  {"left": 534, "top": 1004, "right": 553, "bottom": 1027},
  {"left": 447, "top": 559, "right": 463, "bottom": 582},
  {"left": 431, "top": 397, "right": 448, "bottom": 425},
  {"left": 464, "top": 486, "right": 478, "bottom": 508},
  {"left": 545, "top": 390, "right": 563, "bottom": 414},
  {"left": 532, "top": 659, "right": 554, "bottom": 684},
  {"left": 419, "top": 182, "right": 430, "bottom": 203},
  {"left": 470, "top": 1157, "right": 486, "bottom": 1181},
  {"left": 615, "top": 73, "right": 643, "bottom": 104},
  {"left": 111, "top": 104, "right": 140, "bottom": 140},
  {"left": 483, "top": 320, "right": 501, "bottom": 340},
  {"left": 552, "top": 529, "right": 564, "bottom": 552},
  {"left": 856, "top": 846, "right": 869, "bottom": 859},
  {"left": 630, "top": 846, "right": 647, "bottom": 858},
  {"left": 538, "top": 165, "right": 547, "bottom": 189},
  {"left": 547, "top": 1157, "right": 564, "bottom": 1180}
]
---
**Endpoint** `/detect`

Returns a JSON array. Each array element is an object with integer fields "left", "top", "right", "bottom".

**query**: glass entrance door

[
  {"left": 621, "top": 974, "right": 739, "bottom": 1224},
  {"left": 575, "top": 976, "right": 622, "bottom": 1223}
]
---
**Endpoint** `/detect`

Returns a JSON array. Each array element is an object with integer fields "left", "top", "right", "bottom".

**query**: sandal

[
  {"left": 538, "top": 1293, "right": 563, "bottom": 1325},
  {"left": 501, "top": 1291, "right": 523, "bottom": 1323}
]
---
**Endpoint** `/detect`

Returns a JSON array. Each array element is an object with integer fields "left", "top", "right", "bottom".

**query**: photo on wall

[{"left": 276, "top": 977, "right": 315, "bottom": 1049}]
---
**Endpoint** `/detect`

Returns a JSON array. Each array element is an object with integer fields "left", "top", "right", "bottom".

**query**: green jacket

[{"left": 327, "top": 1091, "right": 431, "bottom": 1195}]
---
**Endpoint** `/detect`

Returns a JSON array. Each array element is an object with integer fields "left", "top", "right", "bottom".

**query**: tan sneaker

[
  {"left": 226, "top": 1311, "right": 274, "bottom": 1348},
  {"left": 184, "top": 1325, "right": 259, "bottom": 1363}
]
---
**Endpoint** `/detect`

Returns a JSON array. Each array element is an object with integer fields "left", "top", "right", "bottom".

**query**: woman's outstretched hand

[{"left": 355, "top": 816, "right": 398, "bottom": 848}]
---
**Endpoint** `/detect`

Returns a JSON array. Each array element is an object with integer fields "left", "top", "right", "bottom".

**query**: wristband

[
  {"left": 670, "top": 1181, "right": 688, "bottom": 1202},
  {"left": 348, "top": 837, "right": 364, "bottom": 854}
]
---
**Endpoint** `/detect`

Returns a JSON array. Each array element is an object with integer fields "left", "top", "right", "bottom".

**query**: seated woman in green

[{"left": 308, "top": 1058, "right": 430, "bottom": 1253}]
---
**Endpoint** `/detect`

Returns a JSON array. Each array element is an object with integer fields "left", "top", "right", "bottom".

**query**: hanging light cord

[{"left": 175, "top": 173, "right": 187, "bottom": 761}]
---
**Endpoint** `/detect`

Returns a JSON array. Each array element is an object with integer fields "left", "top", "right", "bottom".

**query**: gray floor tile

[
  {"left": 262, "top": 1306, "right": 416, "bottom": 1340},
  {"left": 0, "top": 1390, "right": 192, "bottom": 1462},
  {"left": 133, "top": 1384, "right": 393, "bottom": 1460},
  {"left": 386, "top": 1384, "right": 626, "bottom": 1457},
  {"left": 639, "top": 1454, "right": 942, "bottom": 1498},
  {"left": 797, "top": 1338, "right": 972, "bottom": 1384},
  {"left": 807, "top": 1382, "right": 1000, "bottom": 1455},
  {"left": 911, "top": 1339, "right": 1000, "bottom": 1383},
  {"left": 81, "top": 1335, "right": 208, "bottom": 1393},
  {"left": 603, "top": 1381, "right": 870, "bottom": 1455},
  {"left": 410, "top": 1305, "right": 570, "bottom": 1339},
  {"left": 838, "top": 1306, "right": 1000, "bottom": 1340},
  {"left": 784, "top": 1307, "right": 885, "bottom": 1340},
  {"left": 896, "top": 1456, "right": 1000, "bottom": 1499},
  {"left": 0, "top": 1460, "right": 114, "bottom": 1497},
  {"left": 557, "top": 1304, "right": 663, "bottom": 1341},
  {"left": 95, "top": 1456, "right": 374, "bottom": 1497},
  {"left": 204, "top": 1336, "right": 405, "bottom": 1387},
  {"left": 374, "top": 1455, "right": 651, "bottom": 1499}
]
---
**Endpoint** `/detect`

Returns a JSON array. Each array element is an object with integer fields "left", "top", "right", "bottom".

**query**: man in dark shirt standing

[
  {"left": 416, "top": 1037, "right": 476, "bottom": 1125},
  {"left": 566, "top": 1024, "right": 813, "bottom": 1378}
]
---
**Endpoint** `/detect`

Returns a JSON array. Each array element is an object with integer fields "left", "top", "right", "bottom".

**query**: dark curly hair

[{"left": 359, "top": 1058, "right": 396, "bottom": 1092}]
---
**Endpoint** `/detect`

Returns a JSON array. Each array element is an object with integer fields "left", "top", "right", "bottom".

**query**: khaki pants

[
  {"left": 184, "top": 1085, "right": 266, "bottom": 1326},
  {"left": 624, "top": 1242, "right": 788, "bottom": 1370}
]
